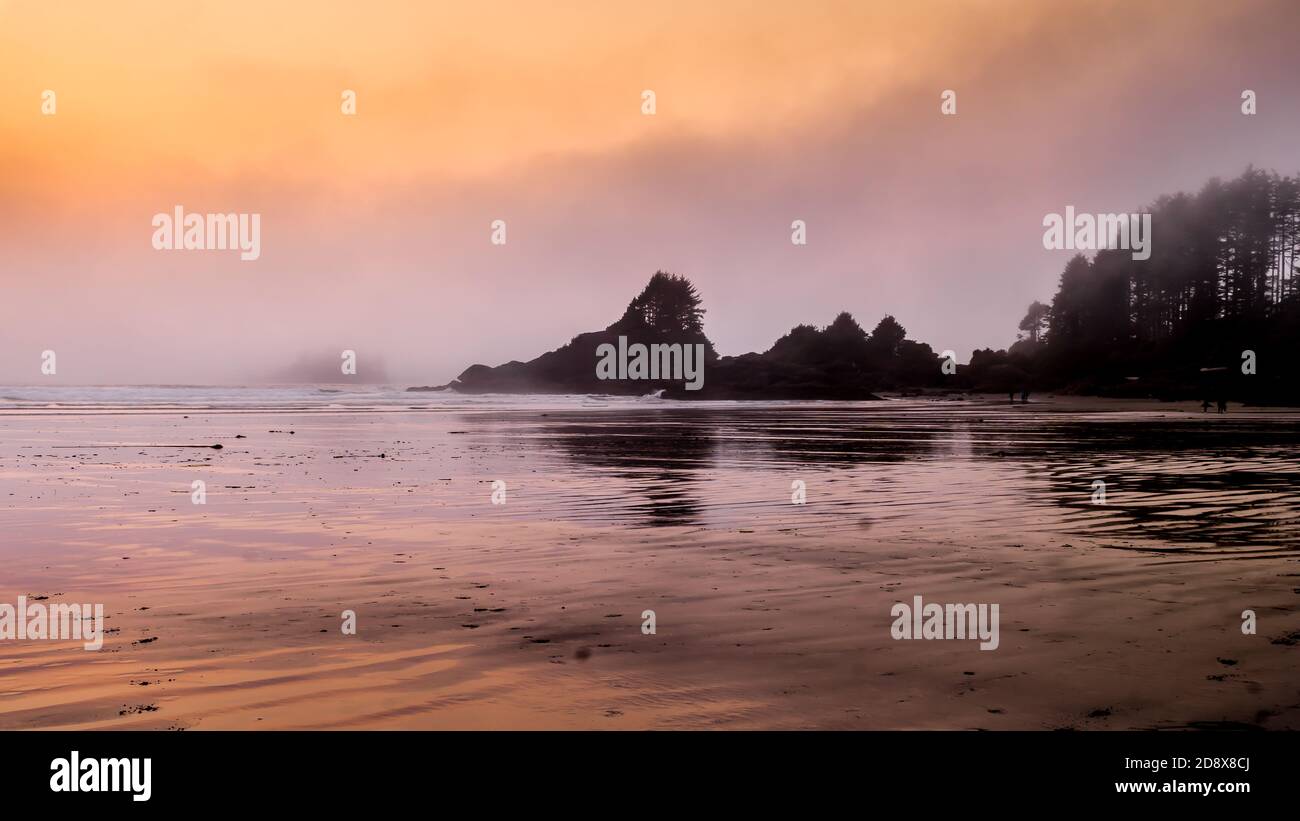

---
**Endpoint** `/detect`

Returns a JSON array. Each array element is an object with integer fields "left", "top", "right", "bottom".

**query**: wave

[{"left": 0, "top": 384, "right": 753, "bottom": 412}]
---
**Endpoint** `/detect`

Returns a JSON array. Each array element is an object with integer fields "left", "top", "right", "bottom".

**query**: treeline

[
  {"left": 972, "top": 168, "right": 1300, "bottom": 403},
  {"left": 429, "top": 272, "right": 946, "bottom": 399},
  {"left": 713, "top": 312, "right": 943, "bottom": 398}
]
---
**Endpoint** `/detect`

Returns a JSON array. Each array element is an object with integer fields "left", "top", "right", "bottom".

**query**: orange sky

[
  {"left": 1, "top": 1, "right": 1031, "bottom": 200},
  {"left": 2, "top": 0, "right": 1298, "bottom": 384}
]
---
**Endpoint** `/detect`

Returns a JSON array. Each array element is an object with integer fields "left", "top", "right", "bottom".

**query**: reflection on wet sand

[
  {"left": 1, "top": 398, "right": 1297, "bottom": 729},
  {"left": 545, "top": 415, "right": 717, "bottom": 526}
]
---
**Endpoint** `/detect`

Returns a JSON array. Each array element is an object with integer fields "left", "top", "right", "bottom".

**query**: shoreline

[{"left": 6, "top": 385, "right": 1300, "bottom": 414}]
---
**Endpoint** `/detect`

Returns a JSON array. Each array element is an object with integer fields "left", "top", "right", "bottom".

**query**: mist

[{"left": 2, "top": 0, "right": 1298, "bottom": 385}]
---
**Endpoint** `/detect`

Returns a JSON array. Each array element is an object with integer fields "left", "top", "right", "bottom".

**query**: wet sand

[{"left": 1, "top": 396, "right": 1298, "bottom": 729}]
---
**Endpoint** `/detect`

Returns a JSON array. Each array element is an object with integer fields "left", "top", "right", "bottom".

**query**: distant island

[
  {"left": 410, "top": 272, "right": 944, "bottom": 399},
  {"left": 413, "top": 168, "right": 1300, "bottom": 404}
]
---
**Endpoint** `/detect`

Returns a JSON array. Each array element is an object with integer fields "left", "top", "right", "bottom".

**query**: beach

[{"left": 1, "top": 390, "right": 1297, "bottom": 729}]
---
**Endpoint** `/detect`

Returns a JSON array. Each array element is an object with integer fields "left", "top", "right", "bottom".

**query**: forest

[{"left": 972, "top": 168, "right": 1300, "bottom": 404}]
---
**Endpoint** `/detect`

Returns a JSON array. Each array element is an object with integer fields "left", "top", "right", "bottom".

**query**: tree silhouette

[
  {"left": 618, "top": 271, "right": 706, "bottom": 335},
  {"left": 1017, "top": 301, "right": 1050, "bottom": 343},
  {"left": 1015, "top": 167, "right": 1300, "bottom": 403},
  {"left": 867, "top": 315, "right": 907, "bottom": 357}
]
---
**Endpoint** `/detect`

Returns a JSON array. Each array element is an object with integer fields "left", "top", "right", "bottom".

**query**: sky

[{"left": 2, "top": 0, "right": 1299, "bottom": 385}]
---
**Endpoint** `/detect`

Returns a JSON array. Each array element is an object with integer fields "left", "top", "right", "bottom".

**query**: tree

[
  {"left": 867, "top": 315, "right": 907, "bottom": 357},
  {"left": 1017, "top": 301, "right": 1050, "bottom": 343},
  {"left": 618, "top": 271, "right": 706, "bottom": 335},
  {"left": 825, "top": 311, "right": 867, "bottom": 341},
  {"left": 1047, "top": 254, "right": 1093, "bottom": 349}
]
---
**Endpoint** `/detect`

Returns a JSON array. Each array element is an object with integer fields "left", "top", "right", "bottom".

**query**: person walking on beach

[
  {"left": 1202, "top": 399, "right": 1212, "bottom": 412},
  {"left": 1217, "top": 398, "right": 1228, "bottom": 414},
  {"left": 1020, "top": 389, "right": 1030, "bottom": 404}
]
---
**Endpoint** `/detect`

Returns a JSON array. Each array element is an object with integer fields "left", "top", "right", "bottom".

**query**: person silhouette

[
  {"left": 1201, "top": 399, "right": 1212, "bottom": 413},
  {"left": 1217, "top": 398, "right": 1227, "bottom": 414},
  {"left": 1020, "top": 389, "right": 1029, "bottom": 404}
]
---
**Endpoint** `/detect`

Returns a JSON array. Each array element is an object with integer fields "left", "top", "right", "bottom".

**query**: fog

[{"left": 2, "top": 0, "right": 1297, "bottom": 385}]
